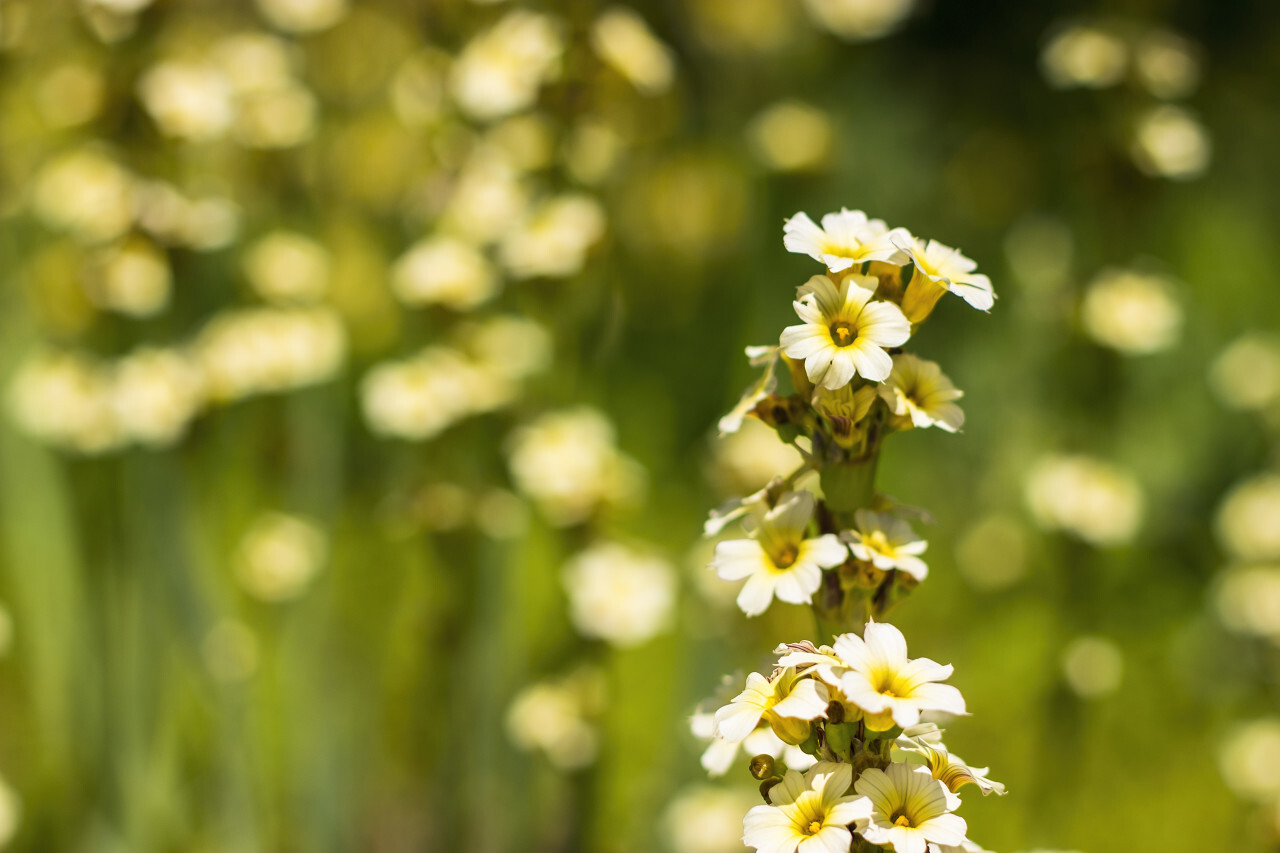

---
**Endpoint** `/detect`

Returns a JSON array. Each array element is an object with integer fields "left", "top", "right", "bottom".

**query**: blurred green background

[{"left": 2, "top": 0, "right": 1280, "bottom": 851}]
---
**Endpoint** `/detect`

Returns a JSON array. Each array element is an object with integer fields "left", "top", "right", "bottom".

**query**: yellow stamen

[
  {"left": 894, "top": 815, "right": 912, "bottom": 827},
  {"left": 830, "top": 322, "right": 856, "bottom": 346},
  {"left": 807, "top": 821, "right": 823, "bottom": 835},
  {"left": 771, "top": 544, "right": 799, "bottom": 570}
]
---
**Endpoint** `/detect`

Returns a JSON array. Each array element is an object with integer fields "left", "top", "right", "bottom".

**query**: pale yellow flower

[
  {"left": 450, "top": 10, "right": 563, "bottom": 121},
  {"left": 590, "top": 7, "right": 675, "bottom": 95},
  {"left": 855, "top": 762, "right": 968, "bottom": 853},
  {"left": 1080, "top": 268, "right": 1182, "bottom": 355},
  {"left": 896, "top": 237, "right": 994, "bottom": 323},
  {"left": 1040, "top": 24, "right": 1127, "bottom": 89},
  {"left": 749, "top": 101, "right": 832, "bottom": 173},
  {"left": 879, "top": 354, "right": 964, "bottom": 433},
  {"left": 243, "top": 231, "right": 330, "bottom": 304},
  {"left": 137, "top": 60, "right": 234, "bottom": 142},
  {"left": 743, "top": 762, "right": 872, "bottom": 853},
  {"left": 710, "top": 491, "right": 848, "bottom": 617},
  {"left": 783, "top": 209, "right": 908, "bottom": 273},
  {"left": 1024, "top": 454, "right": 1144, "bottom": 547},
  {"left": 391, "top": 235, "right": 498, "bottom": 310},
  {"left": 562, "top": 542, "right": 676, "bottom": 648},
  {"left": 235, "top": 512, "right": 327, "bottom": 602},
  {"left": 845, "top": 509, "right": 928, "bottom": 581},
  {"left": 1215, "top": 473, "right": 1280, "bottom": 562},
  {"left": 780, "top": 274, "right": 911, "bottom": 388},
  {"left": 1131, "top": 105, "right": 1211, "bottom": 181},
  {"left": 835, "top": 621, "right": 965, "bottom": 731},
  {"left": 714, "top": 667, "right": 829, "bottom": 744},
  {"left": 893, "top": 725, "right": 1006, "bottom": 797}
]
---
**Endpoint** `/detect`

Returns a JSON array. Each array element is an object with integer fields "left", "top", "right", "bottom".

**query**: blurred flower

[
  {"left": 562, "top": 541, "right": 677, "bottom": 647},
  {"left": 86, "top": 236, "right": 172, "bottom": 318},
  {"left": 662, "top": 786, "right": 759, "bottom": 853},
  {"left": 854, "top": 763, "right": 968, "bottom": 853},
  {"left": 441, "top": 148, "right": 531, "bottom": 246},
  {"left": 33, "top": 147, "right": 135, "bottom": 244},
  {"left": 1219, "top": 719, "right": 1280, "bottom": 802},
  {"left": 1040, "top": 24, "right": 1128, "bottom": 89},
  {"left": 137, "top": 60, "right": 235, "bottom": 142},
  {"left": 846, "top": 509, "right": 929, "bottom": 581},
  {"left": 360, "top": 347, "right": 489, "bottom": 440},
  {"left": 880, "top": 354, "right": 965, "bottom": 433},
  {"left": 745, "top": 763, "right": 871, "bottom": 853},
  {"left": 1214, "top": 565, "right": 1280, "bottom": 642},
  {"left": 1131, "top": 105, "right": 1211, "bottom": 181},
  {"left": 256, "top": 0, "right": 349, "bottom": 34},
  {"left": 506, "top": 407, "right": 645, "bottom": 526},
  {"left": 802, "top": 0, "right": 916, "bottom": 42},
  {"left": 1079, "top": 267, "right": 1182, "bottom": 355},
  {"left": 1134, "top": 29, "right": 1200, "bottom": 99},
  {"left": 391, "top": 49, "right": 450, "bottom": 128},
  {"left": 7, "top": 350, "right": 122, "bottom": 455},
  {"left": 135, "top": 181, "right": 241, "bottom": 251},
  {"left": 506, "top": 667, "right": 606, "bottom": 770},
  {"left": 244, "top": 231, "right": 331, "bottom": 304},
  {"left": 1215, "top": 473, "right": 1280, "bottom": 563},
  {"left": 1060, "top": 635, "right": 1123, "bottom": 698},
  {"left": 590, "top": 7, "right": 676, "bottom": 95},
  {"left": 111, "top": 347, "right": 205, "bottom": 448},
  {"left": 461, "top": 314, "right": 553, "bottom": 382},
  {"left": 234, "top": 84, "right": 318, "bottom": 148},
  {"left": 391, "top": 235, "right": 497, "bottom": 310},
  {"left": 711, "top": 491, "right": 847, "bottom": 617},
  {"left": 1210, "top": 334, "right": 1280, "bottom": 413},
  {"left": 212, "top": 32, "right": 296, "bottom": 93},
  {"left": 1024, "top": 454, "right": 1144, "bottom": 547},
  {"left": 708, "top": 418, "right": 804, "bottom": 495},
  {"left": 450, "top": 10, "right": 563, "bottom": 122},
  {"left": 235, "top": 512, "right": 327, "bottom": 602},
  {"left": 565, "top": 119, "right": 626, "bottom": 185},
  {"left": 836, "top": 621, "right": 966, "bottom": 731},
  {"left": 500, "top": 194, "right": 606, "bottom": 280},
  {"left": 195, "top": 307, "right": 346, "bottom": 403},
  {"left": 749, "top": 101, "right": 833, "bottom": 172},
  {"left": 36, "top": 62, "right": 105, "bottom": 129},
  {"left": 955, "top": 514, "right": 1028, "bottom": 591},
  {"left": 781, "top": 273, "right": 912, "bottom": 388}
]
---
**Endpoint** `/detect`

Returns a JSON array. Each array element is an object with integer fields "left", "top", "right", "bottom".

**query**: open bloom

[
  {"left": 783, "top": 209, "right": 909, "bottom": 272},
  {"left": 714, "top": 667, "right": 830, "bottom": 745},
  {"left": 880, "top": 354, "right": 964, "bottom": 433},
  {"left": 845, "top": 509, "right": 929, "bottom": 581},
  {"left": 894, "top": 725, "right": 1006, "bottom": 797},
  {"left": 691, "top": 711, "right": 816, "bottom": 776},
  {"left": 855, "top": 762, "right": 968, "bottom": 853},
  {"left": 835, "top": 621, "right": 966, "bottom": 730},
  {"left": 743, "top": 762, "right": 873, "bottom": 853},
  {"left": 780, "top": 274, "right": 911, "bottom": 388},
  {"left": 710, "top": 491, "right": 848, "bottom": 617},
  {"left": 894, "top": 237, "right": 994, "bottom": 322}
]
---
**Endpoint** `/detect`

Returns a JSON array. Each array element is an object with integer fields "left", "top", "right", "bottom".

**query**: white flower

[
  {"left": 879, "top": 354, "right": 964, "bottom": 432},
  {"left": 893, "top": 726, "right": 1006, "bottom": 797},
  {"left": 111, "top": 346, "right": 205, "bottom": 447},
  {"left": 1040, "top": 24, "right": 1128, "bottom": 89},
  {"left": 710, "top": 491, "right": 848, "bottom": 617},
  {"left": 691, "top": 711, "right": 815, "bottom": 776},
  {"left": 1024, "top": 454, "right": 1144, "bottom": 547},
  {"left": 590, "top": 6, "right": 675, "bottom": 95},
  {"left": 1131, "top": 105, "right": 1211, "bottom": 181},
  {"left": 1080, "top": 268, "right": 1182, "bottom": 355},
  {"left": 714, "top": 667, "right": 830, "bottom": 744},
  {"left": 743, "top": 762, "right": 872, "bottom": 853},
  {"left": 235, "top": 512, "right": 327, "bottom": 602},
  {"left": 392, "top": 235, "right": 498, "bottom": 310},
  {"left": 243, "top": 231, "right": 330, "bottom": 304},
  {"left": 1216, "top": 473, "right": 1280, "bottom": 563},
  {"left": 780, "top": 274, "right": 911, "bottom": 388},
  {"left": 855, "top": 762, "right": 968, "bottom": 853},
  {"left": 835, "top": 621, "right": 966, "bottom": 731},
  {"left": 719, "top": 346, "right": 781, "bottom": 435},
  {"left": 783, "top": 209, "right": 908, "bottom": 273},
  {"left": 450, "top": 10, "right": 563, "bottom": 121},
  {"left": 895, "top": 237, "right": 994, "bottom": 322},
  {"left": 561, "top": 542, "right": 676, "bottom": 648},
  {"left": 845, "top": 509, "right": 928, "bottom": 581},
  {"left": 498, "top": 193, "right": 606, "bottom": 279},
  {"left": 136, "top": 60, "right": 235, "bottom": 142}
]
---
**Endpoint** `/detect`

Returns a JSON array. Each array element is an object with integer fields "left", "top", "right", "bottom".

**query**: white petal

[
  {"left": 773, "top": 562, "right": 823, "bottom": 604},
  {"left": 921, "top": 813, "right": 968, "bottom": 847},
  {"left": 819, "top": 349, "right": 857, "bottom": 389},
  {"left": 863, "top": 620, "right": 910, "bottom": 668},
  {"left": 736, "top": 571, "right": 778, "bottom": 617},
  {"left": 910, "top": 682, "right": 967, "bottom": 716},
  {"left": 700, "top": 737, "right": 741, "bottom": 775},
  {"left": 780, "top": 324, "right": 829, "bottom": 359},
  {"left": 802, "top": 534, "right": 850, "bottom": 568},
  {"left": 713, "top": 539, "right": 770, "bottom": 580},
  {"left": 783, "top": 212, "right": 827, "bottom": 261},
  {"left": 848, "top": 342, "right": 892, "bottom": 383},
  {"left": 771, "top": 678, "right": 829, "bottom": 719}
]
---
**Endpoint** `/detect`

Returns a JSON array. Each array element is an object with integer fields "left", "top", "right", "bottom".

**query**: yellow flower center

[
  {"left": 893, "top": 814, "right": 913, "bottom": 828},
  {"left": 865, "top": 531, "right": 892, "bottom": 555},
  {"left": 829, "top": 321, "right": 857, "bottom": 347},
  {"left": 807, "top": 820, "right": 823, "bottom": 835}
]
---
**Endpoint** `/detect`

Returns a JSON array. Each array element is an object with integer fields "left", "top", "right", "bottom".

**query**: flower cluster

[{"left": 698, "top": 208, "right": 1003, "bottom": 852}]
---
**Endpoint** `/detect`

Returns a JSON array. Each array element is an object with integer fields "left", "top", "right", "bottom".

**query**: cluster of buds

[{"left": 699, "top": 209, "right": 1004, "bottom": 853}]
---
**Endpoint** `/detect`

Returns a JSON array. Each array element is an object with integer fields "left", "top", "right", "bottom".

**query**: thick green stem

[{"left": 819, "top": 455, "right": 878, "bottom": 520}]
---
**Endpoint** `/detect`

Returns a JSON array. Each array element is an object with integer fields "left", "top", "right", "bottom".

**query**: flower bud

[
  {"left": 748, "top": 754, "right": 776, "bottom": 780},
  {"left": 769, "top": 714, "right": 812, "bottom": 746},
  {"left": 759, "top": 776, "right": 783, "bottom": 803}
]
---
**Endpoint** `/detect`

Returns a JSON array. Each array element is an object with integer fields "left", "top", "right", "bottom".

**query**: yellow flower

[
  {"left": 783, "top": 209, "right": 909, "bottom": 273},
  {"left": 780, "top": 274, "right": 911, "bottom": 389},
  {"left": 879, "top": 354, "right": 964, "bottom": 433},
  {"left": 714, "top": 666, "right": 830, "bottom": 745},
  {"left": 854, "top": 762, "right": 968, "bottom": 853},
  {"left": 845, "top": 509, "right": 928, "bottom": 581},
  {"left": 710, "top": 491, "right": 849, "bottom": 617},
  {"left": 743, "top": 762, "right": 872, "bottom": 853},
  {"left": 834, "top": 620, "right": 966, "bottom": 731}
]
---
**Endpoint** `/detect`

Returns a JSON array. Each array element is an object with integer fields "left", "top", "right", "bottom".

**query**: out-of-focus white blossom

[
  {"left": 1080, "top": 267, "right": 1182, "bottom": 355},
  {"left": 562, "top": 541, "right": 677, "bottom": 647},
  {"left": 234, "top": 84, "right": 318, "bottom": 148},
  {"left": 955, "top": 514, "right": 1028, "bottom": 591},
  {"left": 195, "top": 307, "right": 346, "bottom": 403},
  {"left": 1040, "top": 24, "right": 1128, "bottom": 89},
  {"left": 86, "top": 237, "right": 172, "bottom": 318},
  {"left": 137, "top": 60, "right": 235, "bottom": 142},
  {"left": 590, "top": 7, "right": 675, "bottom": 95},
  {"left": 1216, "top": 474, "right": 1280, "bottom": 563},
  {"left": 255, "top": 0, "right": 349, "bottom": 34},
  {"left": 1025, "top": 454, "right": 1144, "bottom": 547},
  {"left": 1210, "top": 334, "right": 1280, "bottom": 413},
  {"left": 450, "top": 10, "right": 563, "bottom": 121},
  {"left": 749, "top": 101, "right": 832, "bottom": 172},
  {"left": 565, "top": 119, "right": 626, "bottom": 185},
  {"left": 1060, "top": 635, "right": 1123, "bottom": 697},
  {"left": 506, "top": 668, "right": 606, "bottom": 770},
  {"left": 1131, "top": 105, "right": 1211, "bottom": 181},
  {"left": 243, "top": 231, "right": 331, "bottom": 304},
  {"left": 1219, "top": 719, "right": 1280, "bottom": 802},
  {"left": 1135, "top": 29, "right": 1200, "bottom": 99},
  {"left": 662, "top": 786, "right": 759, "bottom": 853},
  {"left": 506, "top": 407, "right": 645, "bottom": 526},
  {"left": 111, "top": 347, "right": 205, "bottom": 447},
  {"left": 360, "top": 347, "right": 491, "bottom": 440},
  {"left": 235, "top": 512, "right": 327, "bottom": 602},
  {"left": 461, "top": 315, "right": 553, "bottom": 382},
  {"left": 7, "top": 350, "right": 122, "bottom": 454},
  {"left": 391, "top": 235, "right": 498, "bottom": 310},
  {"left": 441, "top": 149, "right": 531, "bottom": 246},
  {"left": 33, "top": 147, "right": 135, "bottom": 244},
  {"left": 1215, "top": 565, "right": 1280, "bottom": 642},
  {"left": 135, "top": 181, "right": 241, "bottom": 251},
  {"left": 212, "top": 32, "right": 296, "bottom": 94},
  {"left": 499, "top": 194, "right": 607, "bottom": 280},
  {"left": 802, "top": 0, "right": 915, "bottom": 42}
]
